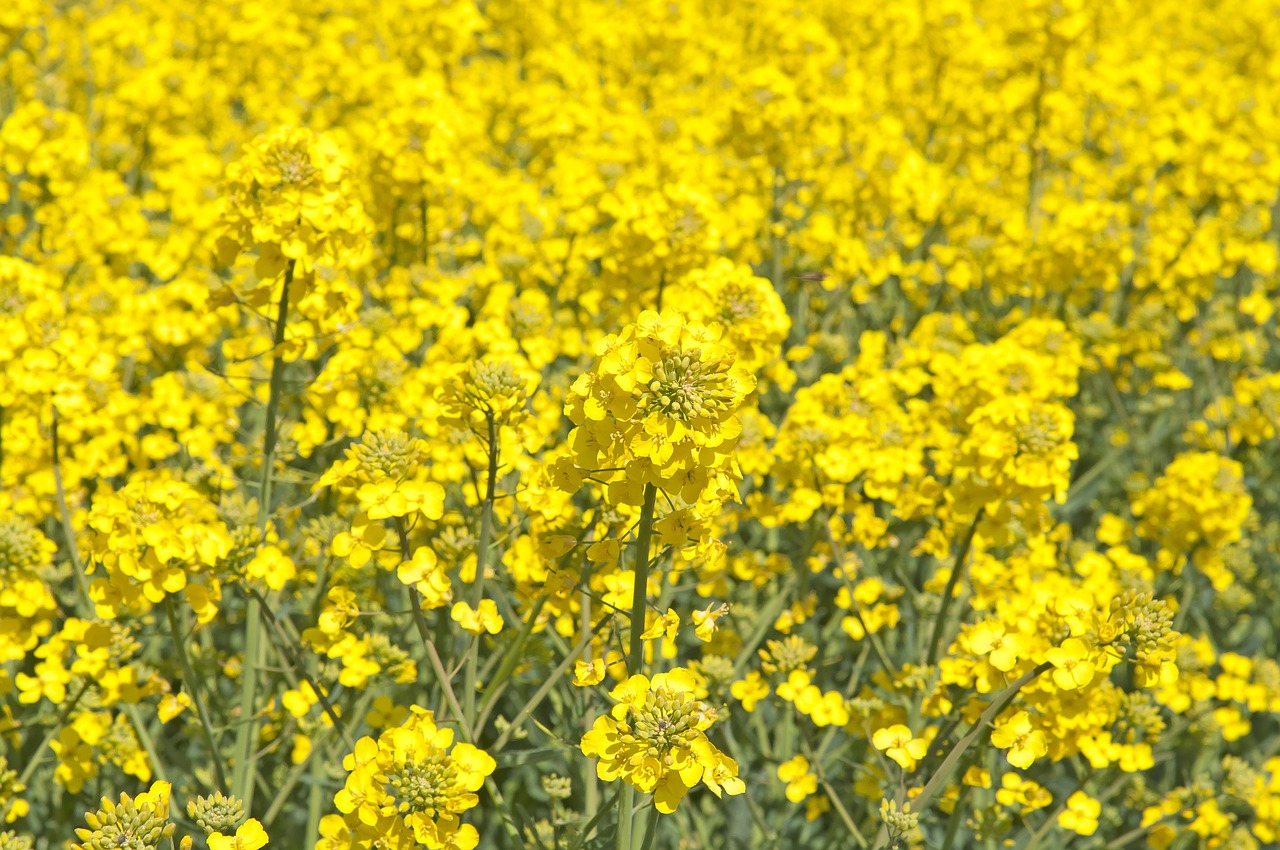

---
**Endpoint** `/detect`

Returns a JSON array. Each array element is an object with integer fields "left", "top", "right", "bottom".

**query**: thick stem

[
  {"left": 617, "top": 788, "right": 635, "bottom": 850},
  {"left": 256, "top": 259, "right": 294, "bottom": 529},
  {"left": 234, "top": 259, "right": 294, "bottom": 813},
  {"left": 420, "top": 196, "right": 429, "bottom": 264},
  {"left": 627, "top": 484, "right": 658, "bottom": 669},
  {"left": 618, "top": 482, "right": 659, "bottom": 850},
  {"left": 926, "top": 509, "right": 983, "bottom": 667},
  {"left": 397, "top": 516, "right": 474, "bottom": 741},
  {"left": 51, "top": 410, "right": 92, "bottom": 607},
  {"left": 165, "top": 597, "right": 229, "bottom": 790},
  {"left": 870, "top": 662, "right": 1051, "bottom": 849},
  {"left": 464, "top": 413, "right": 499, "bottom": 726}
]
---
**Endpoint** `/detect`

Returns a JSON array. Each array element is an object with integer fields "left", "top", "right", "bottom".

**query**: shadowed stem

[
  {"left": 926, "top": 509, "right": 983, "bottom": 667},
  {"left": 870, "top": 662, "right": 1051, "bottom": 849},
  {"left": 396, "top": 516, "right": 474, "bottom": 742},
  {"left": 464, "top": 412, "right": 499, "bottom": 727},
  {"left": 627, "top": 483, "right": 658, "bottom": 668},
  {"left": 234, "top": 258, "right": 295, "bottom": 812},
  {"left": 619, "top": 482, "right": 659, "bottom": 850},
  {"left": 164, "top": 597, "right": 229, "bottom": 790}
]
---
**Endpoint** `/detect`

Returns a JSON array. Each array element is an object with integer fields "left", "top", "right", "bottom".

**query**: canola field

[{"left": 2, "top": 1, "right": 1280, "bottom": 848}]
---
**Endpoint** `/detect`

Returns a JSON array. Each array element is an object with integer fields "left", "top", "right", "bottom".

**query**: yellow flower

[
  {"left": 573, "top": 659, "right": 606, "bottom": 687},
  {"left": 332, "top": 708, "right": 494, "bottom": 849},
  {"left": 451, "top": 600, "right": 504, "bottom": 635},
  {"left": 1057, "top": 791, "right": 1101, "bottom": 835},
  {"left": 996, "top": 773, "right": 1052, "bottom": 813},
  {"left": 777, "top": 755, "right": 817, "bottom": 803},
  {"left": 209, "top": 819, "right": 268, "bottom": 850},
  {"left": 991, "top": 711, "right": 1049, "bottom": 769},
  {"left": 580, "top": 669, "right": 742, "bottom": 813},
  {"left": 871, "top": 725, "right": 928, "bottom": 771},
  {"left": 730, "top": 672, "right": 770, "bottom": 712},
  {"left": 157, "top": 693, "right": 191, "bottom": 724},
  {"left": 640, "top": 607, "right": 681, "bottom": 641},
  {"left": 1046, "top": 637, "right": 1098, "bottom": 690},
  {"left": 560, "top": 310, "right": 755, "bottom": 514},
  {"left": 397, "top": 546, "right": 452, "bottom": 609},
  {"left": 216, "top": 126, "right": 370, "bottom": 276},
  {"left": 968, "top": 620, "right": 1024, "bottom": 672},
  {"left": 691, "top": 603, "right": 730, "bottom": 642}
]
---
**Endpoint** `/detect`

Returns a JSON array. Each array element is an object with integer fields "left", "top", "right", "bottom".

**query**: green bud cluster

[
  {"left": 1015, "top": 407, "right": 1064, "bottom": 456},
  {"left": 1221, "top": 755, "right": 1261, "bottom": 800},
  {"left": 363, "top": 633, "right": 414, "bottom": 682},
  {"left": 690, "top": 654, "right": 734, "bottom": 687},
  {"left": 434, "top": 524, "right": 477, "bottom": 563},
  {"left": 1117, "top": 691, "right": 1166, "bottom": 741},
  {"left": 351, "top": 429, "right": 426, "bottom": 481},
  {"left": 72, "top": 792, "right": 174, "bottom": 850},
  {"left": 0, "top": 517, "right": 45, "bottom": 573},
  {"left": 1123, "top": 775, "right": 1160, "bottom": 810},
  {"left": 639, "top": 351, "right": 734, "bottom": 422},
  {"left": 540, "top": 774, "right": 573, "bottom": 801},
  {"left": 621, "top": 687, "right": 708, "bottom": 760},
  {"left": 386, "top": 751, "right": 459, "bottom": 817},
  {"left": 879, "top": 799, "right": 918, "bottom": 846},
  {"left": 759, "top": 635, "right": 816, "bottom": 675},
  {"left": 847, "top": 696, "right": 886, "bottom": 720},
  {"left": 507, "top": 300, "right": 548, "bottom": 338},
  {"left": 1115, "top": 590, "right": 1177, "bottom": 660},
  {"left": 460, "top": 359, "right": 529, "bottom": 418},
  {"left": 187, "top": 792, "right": 246, "bottom": 834},
  {"left": 357, "top": 356, "right": 409, "bottom": 403},
  {"left": 270, "top": 144, "right": 318, "bottom": 186},
  {"left": 0, "top": 832, "right": 33, "bottom": 850},
  {"left": 717, "top": 282, "right": 761, "bottom": 322}
]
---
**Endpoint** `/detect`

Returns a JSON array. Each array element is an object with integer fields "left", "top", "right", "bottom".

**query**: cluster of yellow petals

[
  {"left": 330, "top": 708, "right": 495, "bottom": 850},
  {"left": 581, "top": 669, "right": 744, "bottom": 813}
]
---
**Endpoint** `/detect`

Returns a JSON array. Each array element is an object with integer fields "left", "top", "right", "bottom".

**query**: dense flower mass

[
  {"left": 4, "top": 1, "right": 1280, "bottom": 849},
  {"left": 580, "top": 669, "right": 744, "bottom": 813},
  {"left": 560, "top": 309, "right": 756, "bottom": 505},
  {"left": 330, "top": 708, "right": 495, "bottom": 850}
]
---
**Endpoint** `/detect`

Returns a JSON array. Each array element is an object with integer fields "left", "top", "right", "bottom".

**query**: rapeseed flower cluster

[{"left": 3, "top": 0, "right": 1280, "bottom": 849}]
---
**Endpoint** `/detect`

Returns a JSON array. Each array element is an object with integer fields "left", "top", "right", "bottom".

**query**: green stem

[
  {"left": 636, "top": 805, "right": 660, "bottom": 850},
  {"left": 770, "top": 166, "right": 784, "bottom": 293},
  {"left": 616, "top": 788, "right": 635, "bottom": 850},
  {"left": 617, "top": 483, "right": 658, "bottom": 850},
  {"left": 870, "top": 662, "right": 1051, "bottom": 849},
  {"left": 305, "top": 768, "right": 324, "bottom": 849},
  {"left": 396, "top": 516, "right": 474, "bottom": 742},
  {"left": 17, "top": 682, "right": 89, "bottom": 787},
  {"left": 50, "top": 408, "right": 92, "bottom": 608},
  {"left": 566, "top": 785, "right": 621, "bottom": 850},
  {"left": 474, "top": 595, "right": 547, "bottom": 736},
  {"left": 491, "top": 618, "right": 602, "bottom": 752},
  {"left": 234, "top": 258, "right": 294, "bottom": 813},
  {"left": 256, "top": 259, "right": 294, "bottom": 529},
  {"left": 926, "top": 510, "right": 983, "bottom": 667},
  {"left": 820, "top": 778, "right": 869, "bottom": 848},
  {"left": 164, "top": 598, "right": 229, "bottom": 790},
  {"left": 464, "top": 413, "right": 499, "bottom": 727},
  {"left": 627, "top": 484, "right": 658, "bottom": 669}
]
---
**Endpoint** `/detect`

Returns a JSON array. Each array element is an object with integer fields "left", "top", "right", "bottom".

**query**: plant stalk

[
  {"left": 464, "top": 413, "right": 499, "bottom": 727},
  {"left": 234, "top": 258, "right": 294, "bottom": 812}
]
